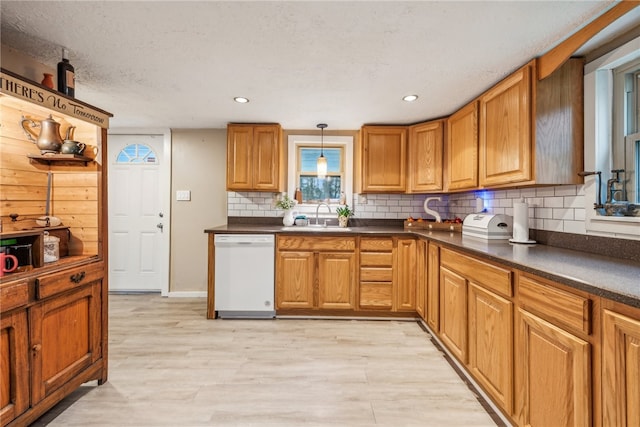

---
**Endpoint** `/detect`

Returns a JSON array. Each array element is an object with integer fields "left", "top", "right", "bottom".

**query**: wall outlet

[{"left": 176, "top": 190, "right": 191, "bottom": 201}]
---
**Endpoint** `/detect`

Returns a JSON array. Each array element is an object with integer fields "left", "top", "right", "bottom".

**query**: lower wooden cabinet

[
  {"left": 515, "top": 307, "right": 591, "bottom": 427},
  {"left": 426, "top": 243, "right": 440, "bottom": 331},
  {"left": 468, "top": 282, "right": 513, "bottom": 413},
  {"left": 276, "top": 251, "right": 314, "bottom": 309},
  {"left": 415, "top": 240, "right": 427, "bottom": 320},
  {"left": 439, "top": 266, "right": 468, "bottom": 363},
  {"left": 0, "top": 310, "right": 29, "bottom": 426},
  {"left": 602, "top": 306, "right": 640, "bottom": 427},
  {"left": 358, "top": 237, "right": 417, "bottom": 313},
  {"left": 0, "top": 261, "right": 106, "bottom": 427},
  {"left": 318, "top": 252, "right": 356, "bottom": 310},
  {"left": 30, "top": 281, "right": 102, "bottom": 404},
  {"left": 276, "top": 236, "right": 356, "bottom": 311},
  {"left": 359, "top": 238, "right": 394, "bottom": 310},
  {"left": 395, "top": 238, "right": 417, "bottom": 311}
]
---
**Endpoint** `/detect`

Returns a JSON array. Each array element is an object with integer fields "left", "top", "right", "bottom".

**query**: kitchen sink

[{"left": 281, "top": 225, "right": 353, "bottom": 232}]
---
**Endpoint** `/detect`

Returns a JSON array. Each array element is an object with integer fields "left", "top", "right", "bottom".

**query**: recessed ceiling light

[
  {"left": 234, "top": 97, "right": 249, "bottom": 103},
  {"left": 403, "top": 95, "right": 418, "bottom": 102}
]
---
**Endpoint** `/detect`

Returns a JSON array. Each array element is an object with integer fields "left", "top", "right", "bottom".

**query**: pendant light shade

[{"left": 317, "top": 123, "right": 328, "bottom": 179}]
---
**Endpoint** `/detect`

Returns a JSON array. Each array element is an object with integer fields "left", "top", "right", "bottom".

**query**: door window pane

[{"left": 116, "top": 144, "right": 157, "bottom": 164}]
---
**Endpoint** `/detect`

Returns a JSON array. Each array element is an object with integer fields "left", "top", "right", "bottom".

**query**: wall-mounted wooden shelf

[{"left": 27, "top": 153, "right": 93, "bottom": 165}]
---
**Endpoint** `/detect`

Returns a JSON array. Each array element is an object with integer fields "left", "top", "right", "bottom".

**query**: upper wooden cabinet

[
  {"left": 359, "top": 125, "right": 407, "bottom": 193},
  {"left": 408, "top": 120, "right": 444, "bottom": 193},
  {"left": 602, "top": 303, "right": 640, "bottom": 427},
  {"left": 478, "top": 59, "right": 583, "bottom": 188},
  {"left": 479, "top": 64, "right": 532, "bottom": 186},
  {"left": 446, "top": 101, "right": 479, "bottom": 191},
  {"left": 226, "top": 124, "right": 284, "bottom": 192}
]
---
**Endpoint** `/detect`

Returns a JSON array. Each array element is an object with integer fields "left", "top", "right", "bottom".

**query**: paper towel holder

[{"left": 509, "top": 198, "right": 536, "bottom": 244}]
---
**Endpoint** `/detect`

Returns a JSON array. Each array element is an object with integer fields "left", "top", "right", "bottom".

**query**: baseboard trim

[{"left": 166, "top": 291, "right": 207, "bottom": 298}]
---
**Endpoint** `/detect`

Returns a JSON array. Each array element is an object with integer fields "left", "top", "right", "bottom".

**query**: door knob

[{"left": 159, "top": 212, "right": 164, "bottom": 218}]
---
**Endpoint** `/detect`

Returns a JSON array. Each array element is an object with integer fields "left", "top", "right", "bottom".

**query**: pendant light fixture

[{"left": 316, "top": 123, "right": 328, "bottom": 179}]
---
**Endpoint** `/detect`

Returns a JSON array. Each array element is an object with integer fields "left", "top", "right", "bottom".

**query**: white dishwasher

[{"left": 214, "top": 234, "right": 275, "bottom": 319}]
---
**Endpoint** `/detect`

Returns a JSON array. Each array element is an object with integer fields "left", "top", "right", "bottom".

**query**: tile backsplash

[{"left": 228, "top": 184, "right": 587, "bottom": 234}]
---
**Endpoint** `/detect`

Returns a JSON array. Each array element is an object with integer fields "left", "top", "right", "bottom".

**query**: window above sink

[{"left": 584, "top": 34, "right": 640, "bottom": 238}]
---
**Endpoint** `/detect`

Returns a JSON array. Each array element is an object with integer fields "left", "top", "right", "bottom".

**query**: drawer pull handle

[
  {"left": 32, "top": 343, "right": 41, "bottom": 353},
  {"left": 70, "top": 271, "right": 86, "bottom": 283}
]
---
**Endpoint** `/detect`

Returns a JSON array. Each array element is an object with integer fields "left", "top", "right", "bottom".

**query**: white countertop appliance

[
  {"left": 214, "top": 234, "right": 275, "bottom": 319},
  {"left": 462, "top": 214, "right": 513, "bottom": 240}
]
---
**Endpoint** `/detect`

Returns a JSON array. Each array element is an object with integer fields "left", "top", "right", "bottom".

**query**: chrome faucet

[
  {"left": 606, "top": 169, "right": 625, "bottom": 203},
  {"left": 315, "top": 203, "right": 331, "bottom": 226}
]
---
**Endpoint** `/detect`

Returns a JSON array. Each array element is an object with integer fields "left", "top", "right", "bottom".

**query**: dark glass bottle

[{"left": 57, "top": 48, "right": 75, "bottom": 97}]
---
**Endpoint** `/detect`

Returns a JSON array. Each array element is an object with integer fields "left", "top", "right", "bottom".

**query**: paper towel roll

[{"left": 511, "top": 200, "right": 535, "bottom": 243}]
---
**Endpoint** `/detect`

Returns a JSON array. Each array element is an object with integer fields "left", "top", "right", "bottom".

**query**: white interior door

[{"left": 108, "top": 133, "right": 170, "bottom": 293}]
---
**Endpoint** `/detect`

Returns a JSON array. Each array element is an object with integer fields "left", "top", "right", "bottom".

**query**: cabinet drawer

[
  {"left": 360, "top": 282, "right": 393, "bottom": 308},
  {"left": 278, "top": 236, "right": 356, "bottom": 251},
  {"left": 360, "top": 238, "right": 393, "bottom": 251},
  {"left": 518, "top": 274, "right": 591, "bottom": 335},
  {"left": 360, "top": 267, "right": 393, "bottom": 282},
  {"left": 0, "top": 280, "right": 29, "bottom": 312},
  {"left": 36, "top": 262, "right": 104, "bottom": 299},
  {"left": 360, "top": 252, "right": 392, "bottom": 266},
  {"left": 441, "top": 248, "right": 512, "bottom": 297}
]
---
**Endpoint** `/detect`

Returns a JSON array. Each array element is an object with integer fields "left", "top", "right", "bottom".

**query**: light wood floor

[{"left": 33, "top": 294, "right": 502, "bottom": 426}]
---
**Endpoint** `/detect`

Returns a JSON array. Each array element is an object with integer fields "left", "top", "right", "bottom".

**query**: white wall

[{"left": 170, "top": 129, "right": 227, "bottom": 294}]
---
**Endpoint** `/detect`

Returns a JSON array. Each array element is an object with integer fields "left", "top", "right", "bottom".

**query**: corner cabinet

[
  {"left": 0, "top": 69, "right": 111, "bottom": 427},
  {"left": 226, "top": 123, "right": 284, "bottom": 192},
  {"left": 446, "top": 101, "right": 478, "bottom": 191},
  {"left": 359, "top": 125, "right": 407, "bottom": 193},
  {"left": 408, "top": 120, "right": 444, "bottom": 193}
]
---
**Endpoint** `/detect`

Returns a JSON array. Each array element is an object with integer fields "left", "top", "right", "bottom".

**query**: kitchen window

[
  {"left": 296, "top": 145, "right": 344, "bottom": 203},
  {"left": 613, "top": 57, "right": 640, "bottom": 203},
  {"left": 287, "top": 134, "right": 353, "bottom": 214}
]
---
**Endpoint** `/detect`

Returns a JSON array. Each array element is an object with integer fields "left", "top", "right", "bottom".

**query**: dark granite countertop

[{"left": 205, "top": 224, "right": 640, "bottom": 309}]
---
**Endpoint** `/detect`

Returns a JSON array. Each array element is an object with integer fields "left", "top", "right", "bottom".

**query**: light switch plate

[{"left": 176, "top": 190, "right": 191, "bottom": 201}]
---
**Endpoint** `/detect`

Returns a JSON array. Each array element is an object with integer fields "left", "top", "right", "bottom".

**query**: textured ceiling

[{"left": 1, "top": 1, "right": 638, "bottom": 130}]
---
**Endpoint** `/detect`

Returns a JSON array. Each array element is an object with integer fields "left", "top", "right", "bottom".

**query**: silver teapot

[{"left": 21, "top": 115, "right": 64, "bottom": 154}]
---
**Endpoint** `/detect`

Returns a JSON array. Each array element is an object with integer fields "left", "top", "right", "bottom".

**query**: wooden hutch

[{"left": 0, "top": 68, "right": 111, "bottom": 426}]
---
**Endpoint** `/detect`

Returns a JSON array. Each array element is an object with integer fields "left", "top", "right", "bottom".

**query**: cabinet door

[
  {"left": 0, "top": 310, "right": 29, "bottom": 426},
  {"left": 226, "top": 125, "right": 254, "bottom": 190},
  {"left": 408, "top": 120, "right": 444, "bottom": 192},
  {"left": 446, "top": 101, "right": 478, "bottom": 190},
  {"left": 439, "top": 266, "right": 467, "bottom": 363},
  {"left": 480, "top": 65, "right": 532, "bottom": 186},
  {"left": 276, "top": 251, "right": 314, "bottom": 309},
  {"left": 318, "top": 252, "right": 355, "bottom": 310},
  {"left": 415, "top": 240, "right": 427, "bottom": 320},
  {"left": 395, "top": 238, "right": 416, "bottom": 311},
  {"left": 468, "top": 283, "right": 513, "bottom": 413},
  {"left": 602, "top": 309, "right": 640, "bottom": 427},
  {"left": 30, "top": 281, "right": 102, "bottom": 405},
  {"left": 252, "top": 125, "right": 282, "bottom": 191},
  {"left": 515, "top": 308, "right": 590, "bottom": 427},
  {"left": 361, "top": 126, "right": 407, "bottom": 192},
  {"left": 426, "top": 243, "right": 440, "bottom": 332}
]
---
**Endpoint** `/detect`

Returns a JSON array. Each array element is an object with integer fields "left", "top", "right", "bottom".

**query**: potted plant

[
  {"left": 276, "top": 194, "right": 298, "bottom": 226},
  {"left": 336, "top": 204, "right": 354, "bottom": 227}
]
